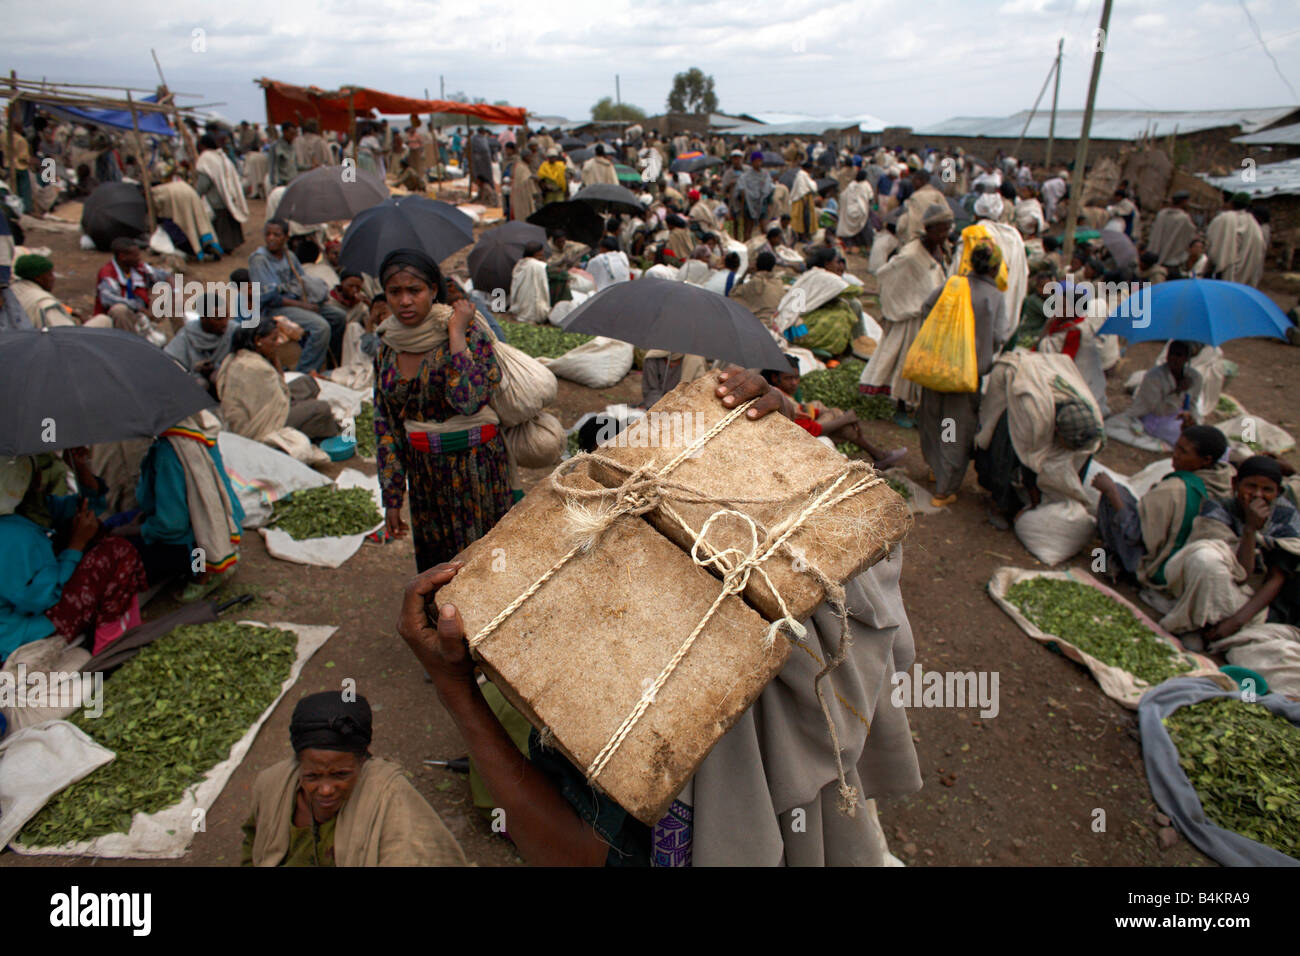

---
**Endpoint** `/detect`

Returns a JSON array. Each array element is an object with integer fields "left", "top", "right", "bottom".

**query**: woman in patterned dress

[{"left": 372, "top": 249, "right": 512, "bottom": 571}]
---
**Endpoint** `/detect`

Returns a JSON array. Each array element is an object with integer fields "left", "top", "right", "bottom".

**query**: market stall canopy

[
  {"left": 44, "top": 94, "right": 175, "bottom": 138},
  {"left": 258, "top": 78, "right": 527, "bottom": 135}
]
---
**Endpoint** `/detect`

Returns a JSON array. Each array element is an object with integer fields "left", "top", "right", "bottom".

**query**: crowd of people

[{"left": 1, "top": 99, "right": 1297, "bottom": 868}]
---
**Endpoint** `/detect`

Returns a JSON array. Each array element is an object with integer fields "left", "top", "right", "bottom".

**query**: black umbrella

[
  {"left": 339, "top": 196, "right": 475, "bottom": 275},
  {"left": 274, "top": 166, "right": 389, "bottom": 224},
  {"left": 559, "top": 278, "right": 790, "bottom": 370},
  {"left": 568, "top": 146, "right": 597, "bottom": 164},
  {"left": 816, "top": 178, "right": 838, "bottom": 194},
  {"left": 81, "top": 182, "right": 147, "bottom": 251},
  {"left": 947, "top": 196, "right": 974, "bottom": 230},
  {"left": 669, "top": 154, "right": 724, "bottom": 174},
  {"left": 573, "top": 183, "right": 643, "bottom": 213},
  {"left": 0, "top": 327, "right": 216, "bottom": 456},
  {"left": 778, "top": 168, "right": 798, "bottom": 189},
  {"left": 467, "top": 221, "right": 547, "bottom": 296},
  {"left": 526, "top": 200, "right": 604, "bottom": 247},
  {"left": 761, "top": 151, "right": 786, "bottom": 168},
  {"left": 559, "top": 137, "right": 586, "bottom": 151}
]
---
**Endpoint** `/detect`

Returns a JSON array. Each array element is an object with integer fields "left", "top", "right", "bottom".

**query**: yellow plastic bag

[{"left": 902, "top": 275, "right": 978, "bottom": 392}]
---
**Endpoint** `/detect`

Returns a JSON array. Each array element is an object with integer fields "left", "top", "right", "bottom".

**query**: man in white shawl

[
  {"left": 1206, "top": 193, "right": 1265, "bottom": 287},
  {"left": 1147, "top": 191, "right": 1197, "bottom": 272},
  {"left": 835, "top": 170, "right": 874, "bottom": 250},
  {"left": 951, "top": 192, "right": 1028, "bottom": 349},
  {"left": 580, "top": 145, "right": 620, "bottom": 186},
  {"left": 401, "top": 368, "right": 922, "bottom": 866},
  {"left": 1040, "top": 172, "right": 1068, "bottom": 223},
  {"left": 196, "top": 134, "right": 250, "bottom": 254},
  {"left": 860, "top": 204, "right": 951, "bottom": 413},
  {"left": 509, "top": 242, "right": 551, "bottom": 323}
]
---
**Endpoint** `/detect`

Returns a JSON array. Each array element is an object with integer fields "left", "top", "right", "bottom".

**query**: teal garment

[
  {"left": 0, "top": 514, "right": 81, "bottom": 660},
  {"left": 135, "top": 440, "right": 245, "bottom": 551}
]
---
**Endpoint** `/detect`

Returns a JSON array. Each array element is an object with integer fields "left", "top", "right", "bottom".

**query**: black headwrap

[
  {"left": 379, "top": 248, "right": 446, "bottom": 302},
  {"left": 1236, "top": 455, "right": 1283, "bottom": 487},
  {"left": 289, "top": 691, "right": 373, "bottom": 754}
]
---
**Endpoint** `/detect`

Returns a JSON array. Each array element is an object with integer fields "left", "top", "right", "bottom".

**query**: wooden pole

[
  {"left": 1045, "top": 38, "right": 1064, "bottom": 170},
  {"left": 125, "top": 91, "right": 158, "bottom": 235},
  {"left": 1061, "top": 0, "right": 1114, "bottom": 268},
  {"left": 1011, "top": 53, "right": 1060, "bottom": 165},
  {"left": 6, "top": 71, "right": 16, "bottom": 192},
  {"left": 151, "top": 50, "right": 197, "bottom": 180}
]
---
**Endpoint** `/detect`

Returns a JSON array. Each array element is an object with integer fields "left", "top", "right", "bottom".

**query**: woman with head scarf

[
  {"left": 241, "top": 691, "right": 467, "bottom": 866},
  {"left": 372, "top": 249, "right": 512, "bottom": 570},
  {"left": 0, "top": 453, "right": 147, "bottom": 661}
]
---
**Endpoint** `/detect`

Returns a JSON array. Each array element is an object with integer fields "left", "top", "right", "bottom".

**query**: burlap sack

[
  {"left": 988, "top": 566, "right": 1233, "bottom": 710},
  {"left": 501, "top": 412, "right": 565, "bottom": 469},
  {"left": 490, "top": 341, "right": 558, "bottom": 428}
]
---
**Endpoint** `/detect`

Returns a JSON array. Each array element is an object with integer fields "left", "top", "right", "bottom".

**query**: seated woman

[
  {"left": 241, "top": 691, "right": 467, "bottom": 866},
  {"left": 1159, "top": 456, "right": 1300, "bottom": 639},
  {"left": 762, "top": 357, "right": 906, "bottom": 468},
  {"left": 214, "top": 316, "right": 341, "bottom": 443},
  {"left": 121, "top": 410, "right": 244, "bottom": 602},
  {"left": 1121, "top": 339, "right": 1202, "bottom": 446},
  {"left": 0, "top": 453, "right": 146, "bottom": 661},
  {"left": 1093, "top": 424, "right": 1231, "bottom": 586}
]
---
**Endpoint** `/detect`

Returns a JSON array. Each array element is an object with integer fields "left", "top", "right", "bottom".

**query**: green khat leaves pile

[
  {"left": 1005, "top": 577, "right": 1191, "bottom": 685},
  {"left": 500, "top": 321, "right": 594, "bottom": 359},
  {"left": 19, "top": 622, "right": 297, "bottom": 847},
  {"left": 269, "top": 485, "right": 382, "bottom": 539},
  {"left": 354, "top": 402, "right": 376, "bottom": 458},
  {"left": 799, "top": 359, "right": 896, "bottom": 422},
  {"left": 1164, "top": 697, "right": 1300, "bottom": 856}
]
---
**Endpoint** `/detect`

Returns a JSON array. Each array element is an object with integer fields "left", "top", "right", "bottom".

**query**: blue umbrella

[{"left": 1098, "top": 279, "right": 1292, "bottom": 346}]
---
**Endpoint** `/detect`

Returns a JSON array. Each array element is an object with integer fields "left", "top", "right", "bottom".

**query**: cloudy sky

[{"left": 8, "top": 0, "right": 1299, "bottom": 127}]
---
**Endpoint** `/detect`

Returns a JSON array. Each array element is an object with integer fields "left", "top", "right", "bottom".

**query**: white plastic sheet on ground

[
  {"left": 1104, "top": 414, "right": 1169, "bottom": 452},
  {"left": 218, "top": 431, "right": 330, "bottom": 529},
  {"left": 1139, "top": 677, "right": 1300, "bottom": 866},
  {"left": 540, "top": 336, "right": 635, "bottom": 388},
  {"left": 10, "top": 620, "right": 336, "bottom": 859},
  {"left": 286, "top": 372, "right": 369, "bottom": 430},
  {"left": 0, "top": 720, "right": 114, "bottom": 849},
  {"left": 988, "top": 566, "right": 1232, "bottom": 710},
  {"left": 260, "top": 469, "right": 383, "bottom": 568}
]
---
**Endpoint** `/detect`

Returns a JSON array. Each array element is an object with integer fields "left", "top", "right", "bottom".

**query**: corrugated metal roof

[
  {"left": 1198, "top": 157, "right": 1300, "bottom": 199},
  {"left": 1233, "top": 121, "right": 1300, "bottom": 146},
  {"left": 740, "top": 111, "right": 891, "bottom": 133},
  {"left": 915, "top": 107, "right": 1299, "bottom": 141}
]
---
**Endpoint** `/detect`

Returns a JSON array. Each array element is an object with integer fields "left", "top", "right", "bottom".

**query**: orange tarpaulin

[{"left": 258, "top": 78, "right": 527, "bottom": 133}]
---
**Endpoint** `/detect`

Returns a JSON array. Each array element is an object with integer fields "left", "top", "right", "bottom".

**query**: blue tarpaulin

[{"left": 45, "top": 94, "right": 175, "bottom": 138}]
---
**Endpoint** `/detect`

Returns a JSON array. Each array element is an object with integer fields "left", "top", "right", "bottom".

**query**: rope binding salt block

[{"left": 465, "top": 399, "right": 888, "bottom": 815}]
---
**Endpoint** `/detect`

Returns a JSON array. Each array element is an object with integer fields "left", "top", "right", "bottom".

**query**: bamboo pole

[
  {"left": 9, "top": 78, "right": 203, "bottom": 97},
  {"left": 125, "top": 91, "right": 158, "bottom": 235},
  {"left": 1061, "top": 0, "right": 1114, "bottom": 268}
]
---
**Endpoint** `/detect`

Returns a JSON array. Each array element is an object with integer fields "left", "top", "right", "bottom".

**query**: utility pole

[
  {"left": 1062, "top": 0, "right": 1114, "bottom": 267},
  {"left": 616, "top": 74, "right": 621, "bottom": 108},
  {"left": 1045, "top": 38, "right": 1064, "bottom": 170},
  {"left": 1011, "top": 52, "right": 1061, "bottom": 165},
  {"left": 440, "top": 75, "right": 445, "bottom": 99}
]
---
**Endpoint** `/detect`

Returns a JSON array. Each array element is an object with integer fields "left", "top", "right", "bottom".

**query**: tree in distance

[
  {"left": 591, "top": 97, "right": 648, "bottom": 122},
  {"left": 667, "top": 68, "right": 718, "bottom": 114}
]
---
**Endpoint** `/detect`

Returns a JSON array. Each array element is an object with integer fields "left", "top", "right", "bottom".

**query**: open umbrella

[
  {"left": 0, "top": 327, "right": 216, "bottom": 456},
  {"left": 559, "top": 278, "right": 790, "bottom": 370},
  {"left": 613, "top": 163, "right": 641, "bottom": 185},
  {"left": 573, "top": 183, "right": 643, "bottom": 213},
  {"left": 1099, "top": 228, "right": 1138, "bottom": 270},
  {"left": 80, "top": 182, "right": 148, "bottom": 251},
  {"left": 761, "top": 151, "right": 786, "bottom": 168},
  {"left": 778, "top": 168, "right": 798, "bottom": 189},
  {"left": 467, "top": 221, "right": 547, "bottom": 296},
  {"left": 568, "top": 146, "right": 597, "bottom": 164},
  {"left": 559, "top": 137, "right": 586, "bottom": 151},
  {"left": 1098, "top": 279, "right": 1293, "bottom": 346},
  {"left": 339, "top": 196, "right": 475, "bottom": 275},
  {"left": 816, "top": 178, "right": 838, "bottom": 194},
  {"left": 669, "top": 154, "right": 723, "bottom": 174},
  {"left": 274, "top": 166, "right": 389, "bottom": 224},
  {"left": 527, "top": 200, "right": 604, "bottom": 247}
]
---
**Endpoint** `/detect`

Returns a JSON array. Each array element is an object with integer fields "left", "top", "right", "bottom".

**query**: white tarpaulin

[{"left": 259, "top": 469, "right": 384, "bottom": 568}]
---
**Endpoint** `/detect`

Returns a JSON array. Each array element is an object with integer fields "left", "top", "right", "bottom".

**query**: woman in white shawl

[
  {"left": 195, "top": 133, "right": 250, "bottom": 253},
  {"left": 400, "top": 367, "right": 921, "bottom": 866},
  {"left": 835, "top": 169, "right": 874, "bottom": 251}
]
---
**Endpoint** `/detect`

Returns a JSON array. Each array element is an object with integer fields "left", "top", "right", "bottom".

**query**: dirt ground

[{"left": 6, "top": 196, "right": 1299, "bottom": 868}]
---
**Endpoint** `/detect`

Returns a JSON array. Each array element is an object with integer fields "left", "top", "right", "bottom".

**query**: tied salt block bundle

[{"left": 439, "top": 372, "right": 911, "bottom": 824}]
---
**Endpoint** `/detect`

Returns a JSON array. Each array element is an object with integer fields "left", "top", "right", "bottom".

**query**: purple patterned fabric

[{"left": 651, "top": 800, "right": 693, "bottom": 867}]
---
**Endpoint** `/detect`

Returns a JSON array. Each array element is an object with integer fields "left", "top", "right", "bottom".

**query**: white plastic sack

[
  {"left": 148, "top": 226, "right": 177, "bottom": 256},
  {"left": 548, "top": 290, "right": 592, "bottom": 326},
  {"left": 0, "top": 721, "right": 115, "bottom": 849},
  {"left": 0, "top": 637, "right": 93, "bottom": 734},
  {"left": 563, "top": 405, "right": 647, "bottom": 459},
  {"left": 12, "top": 621, "right": 336, "bottom": 859},
  {"left": 491, "top": 342, "right": 558, "bottom": 427},
  {"left": 540, "top": 336, "right": 635, "bottom": 389},
  {"left": 264, "top": 426, "right": 330, "bottom": 466},
  {"left": 1013, "top": 498, "right": 1095, "bottom": 566},
  {"left": 260, "top": 468, "right": 384, "bottom": 568},
  {"left": 1080, "top": 460, "right": 1137, "bottom": 516},
  {"left": 1217, "top": 412, "right": 1295, "bottom": 455},
  {"left": 503, "top": 412, "right": 565, "bottom": 468},
  {"left": 218, "top": 431, "right": 330, "bottom": 529},
  {"left": 569, "top": 269, "right": 596, "bottom": 295}
]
